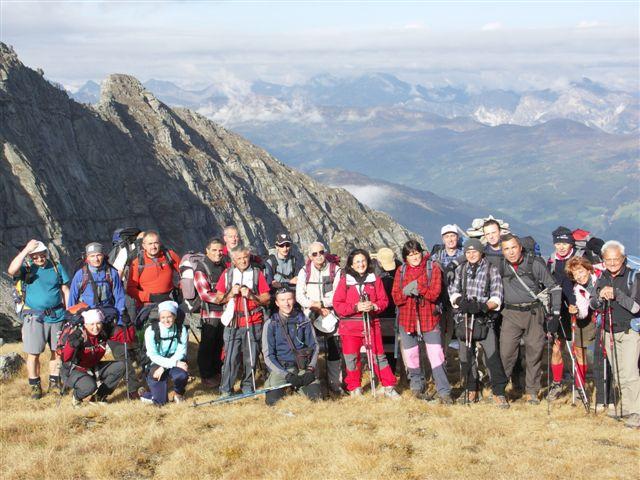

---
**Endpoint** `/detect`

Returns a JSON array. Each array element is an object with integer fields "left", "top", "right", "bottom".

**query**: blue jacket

[
  {"left": 68, "top": 264, "right": 126, "bottom": 323},
  {"left": 262, "top": 310, "right": 318, "bottom": 376}
]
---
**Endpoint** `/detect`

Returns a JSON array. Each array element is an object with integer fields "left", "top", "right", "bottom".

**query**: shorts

[{"left": 21, "top": 314, "right": 63, "bottom": 355}]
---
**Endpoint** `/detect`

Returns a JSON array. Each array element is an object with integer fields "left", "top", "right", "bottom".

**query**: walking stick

[
  {"left": 570, "top": 315, "right": 577, "bottom": 406},
  {"left": 361, "top": 292, "right": 377, "bottom": 397},
  {"left": 463, "top": 313, "right": 476, "bottom": 405},
  {"left": 192, "top": 383, "right": 292, "bottom": 407},
  {"left": 415, "top": 297, "right": 428, "bottom": 389},
  {"left": 546, "top": 324, "right": 551, "bottom": 416},
  {"left": 605, "top": 300, "right": 622, "bottom": 418},
  {"left": 122, "top": 320, "right": 131, "bottom": 401},
  {"left": 558, "top": 318, "right": 589, "bottom": 413},
  {"left": 242, "top": 296, "right": 257, "bottom": 392}
]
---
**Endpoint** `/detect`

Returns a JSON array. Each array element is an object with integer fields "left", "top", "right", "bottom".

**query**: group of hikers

[{"left": 7, "top": 220, "right": 640, "bottom": 428}]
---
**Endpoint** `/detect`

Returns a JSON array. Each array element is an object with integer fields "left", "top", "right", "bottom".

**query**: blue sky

[{"left": 1, "top": 1, "right": 638, "bottom": 90}]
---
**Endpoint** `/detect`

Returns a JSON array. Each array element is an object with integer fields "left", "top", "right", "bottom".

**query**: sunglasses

[
  {"left": 311, "top": 250, "right": 325, "bottom": 257},
  {"left": 277, "top": 243, "right": 292, "bottom": 248}
]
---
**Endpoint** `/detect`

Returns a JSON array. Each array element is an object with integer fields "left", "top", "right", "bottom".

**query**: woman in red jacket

[
  {"left": 392, "top": 240, "right": 453, "bottom": 404},
  {"left": 60, "top": 309, "right": 125, "bottom": 406},
  {"left": 333, "top": 248, "right": 399, "bottom": 398}
]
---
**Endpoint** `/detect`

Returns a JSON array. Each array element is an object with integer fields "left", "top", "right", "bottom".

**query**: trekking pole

[
  {"left": 599, "top": 311, "right": 607, "bottom": 414},
  {"left": 122, "top": 319, "right": 131, "bottom": 401},
  {"left": 361, "top": 292, "right": 377, "bottom": 397},
  {"left": 191, "top": 383, "right": 292, "bottom": 407},
  {"left": 605, "top": 300, "right": 622, "bottom": 418},
  {"left": 242, "top": 296, "right": 257, "bottom": 392},
  {"left": 570, "top": 315, "right": 577, "bottom": 407},
  {"left": 558, "top": 319, "right": 589, "bottom": 413},
  {"left": 463, "top": 313, "right": 475, "bottom": 405},
  {"left": 415, "top": 297, "right": 428, "bottom": 391},
  {"left": 546, "top": 326, "right": 551, "bottom": 416}
]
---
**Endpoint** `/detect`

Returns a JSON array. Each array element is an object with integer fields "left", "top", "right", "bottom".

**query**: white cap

[
  {"left": 31, "top": 241, "right": 48, "bottom": 254},
  {"left": 441, "top": 224, "right": 459, "bottom": 236},
  {"left": 81, "top": 309, "right": 105, "bottom": 324}
]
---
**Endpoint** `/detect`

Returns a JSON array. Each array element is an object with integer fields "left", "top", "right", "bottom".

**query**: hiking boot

[
  {"left": 524, "top": 394, "right": 540, "bottom": 405},
  {"left": 624, "top": 413, "right": 640, "bottom": 429},
  {"left": 349, "top": 387, "right": 363, "bottom": 397},
  {"left": 30, "top": 382, "right": 43, "bottom": 400},
  {"left": 413, "top": 390, "right": 436, "bottom": 401},
  {"left": 546, "top": 382, "right": 563, "bottom": 401},
  {"left": 127, "top": 390, "right": 141, "bottom": 400},
  {"left": 439, "top": 394, "right": 454, "bottom": 405},
  {"left": 71, "top": 394, "right": 82, "bottom": 408},
  {"left": 380, "top": 386, "right": 400, "bottom": 400},
  {"left": 494, "top": 395, "right": 510, "bottom": 409},
  {"left": 201, "top": 377, "right": 218, "bottom": 388},
  {"left": 47, "top": 377, "right": 61, "bottom": 394},
  {"left": 329, "top": 385, "right": 347, "bottom": 396},
  {"left": 174, "top": 393, "right": 185, "bottom": 404}
]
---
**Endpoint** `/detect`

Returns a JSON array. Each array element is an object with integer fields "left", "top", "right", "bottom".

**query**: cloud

[
  {"left": 481, "top": 22, "right": 503, "bottom": 31},
  {"left": 1, "top": 2, "right": 637, "bottom": 92},
  {"left": 577, "top": 20, "right": 603, "bottom": 29}
]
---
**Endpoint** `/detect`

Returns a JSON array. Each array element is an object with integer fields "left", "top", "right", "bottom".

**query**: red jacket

[
  {"left": 392, "top": 256, "right": 442, "bottom": 333},
  {"left": 333, "top": 273, "right": 388, "bottom": 336},
  {"left": 61, "top": 330, "right": 107, "bottom": 371},
  {"left": 126, "top": 249, "right": 180, "bottom": 306}
]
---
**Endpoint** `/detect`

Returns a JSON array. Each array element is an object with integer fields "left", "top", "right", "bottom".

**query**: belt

[
  {"left": 504, "top": 301, "right": 540, "bottom": 312},
  {"left": 21, "top": 304, "right": 64, "bottom": 321}
]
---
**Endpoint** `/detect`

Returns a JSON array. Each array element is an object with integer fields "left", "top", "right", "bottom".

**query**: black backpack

[{"left": 107, "top": 227, "right": 142, "bottom": 269}]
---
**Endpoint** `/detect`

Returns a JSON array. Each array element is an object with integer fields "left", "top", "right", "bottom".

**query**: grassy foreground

[{"left": 0, "top": 339, "right": 638, "bottom": 480}]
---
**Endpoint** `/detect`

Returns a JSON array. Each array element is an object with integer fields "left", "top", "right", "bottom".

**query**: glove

[
  {"left": 444, "top": 263, "right": 457, "bottom": 286},
  {"left": 457, "top": 297, "right": 470, "bottom": 313},
  {"left": 285, "top": 372, "right": 304, "bottom": 388},
  {"left": 546, "top": 315, "right": 560, "bottom": 334},
  {"left": 301, "top": 370, "right": 315, "bottom": 386},
  {"left": 402, "top": 280, "right": 419, "bottom": 297},
  {"left": 466, "top": 300, "right": 481, "bottom": 315},
  {"left": 68, "top": 330, "right": 84, "bottom": 349},
  {"left": 479, "top": 302, "right": 489, "bottom": 314},
  {"left": 121, "top": 310, "right": 131, "bottom": 327}
]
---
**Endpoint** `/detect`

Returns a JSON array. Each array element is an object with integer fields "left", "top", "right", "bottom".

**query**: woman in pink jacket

[{"left": 333, "top": 248, "right": 399, "bottom": 398}]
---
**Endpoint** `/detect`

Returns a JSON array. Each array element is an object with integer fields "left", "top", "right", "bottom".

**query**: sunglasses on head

[{"left": 311, "top": 250, "right": 325, "bottom": 257}]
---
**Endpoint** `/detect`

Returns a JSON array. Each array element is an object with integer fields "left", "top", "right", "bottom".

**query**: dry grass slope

[{"left": 0, "top": 339, "right": 638, "bottom": 480}]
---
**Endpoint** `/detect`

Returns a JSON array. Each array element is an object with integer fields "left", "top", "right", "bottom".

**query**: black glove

[
  {"left": 68, "top": 330, "right": 84, "bottom": 349},
  {"left": 301, "top": 370, "right": 316, "bottom": 386},
  {"left": 546, "top": 315, "right": 560, "bottom": 334},
  {"left": 479, "top": 302, "right": 489, "bottom": 314},
  {"left": 466, "top": 300, "right": 481, "bottom": 315},
  {"left": 445, "top": 263, "right": 457, "bottom": 286},
  {"left": 121, "top": 310, "right": 131, "bottom": 327},
  {"left": 457, "top": 297, "right": 470, "bottom": 313},
  {"left": 285, "top": 372, "right": 304, "bottom": 388}
]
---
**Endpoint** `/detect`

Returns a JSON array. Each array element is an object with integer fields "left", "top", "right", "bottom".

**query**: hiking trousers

[
  {"left": 459, "top": 323, "right": 508, "bottom": 396},
  {"left": 264, "top": 367, "right": 321, "bottom": 405},
  {"left": 604, "top": 330, "right": 640, "bottom": 415},
  {"left": 61, "top": 361, "right": 125, "bottom": 400},
  {"left": 593, "top": 322, "right": 614, "bottom": 405},
  {"left": 500, "top": 306, "right": 545, "bottom": 396},
  {"left": 198, "top": 318, "right": 225, "bottom": 380},
  {"left": 220, "top": 323, "right": 263, "bottom": 394},
  {"left": 341, "top": 322, "right": 396, "bottom": 392},
  {"left": 400, "top": 326, "right": 450, "bottom": 396},
  {"left": 146, "top": 364, "right": 189, "bottom": 405}
]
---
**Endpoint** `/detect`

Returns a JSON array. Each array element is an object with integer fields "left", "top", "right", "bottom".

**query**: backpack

[
  {"left": 107, "top": 227, "right": 141, "bottom": 267},
  {"left": 135, "top": 303, "right": 186, "bottom": 372},
  {"left": 55, "top": 307, "right": 115, "bottom": 362},
  {"left": 136, "top": 246, "right": 177, "bottom": 276},
  {"left": 500, "top": 254, "right": 546, "bottom": 294},
  {"left": 266, "top": 253, "right": 299, "bottom": 282},
  {"left": 520, "top": 236, "right": 541, "bottom": 257},
  {"left": 179, "top": 252, "right": 206, "bottom": 313},
  {"left": 303, "top": 254, "right": 340, "bottom": 293},
  {"left": 223, "top": 266, "right": 261, "bottom": 295},
  {"left": 77, "top": 264, "right": 115, "bottom": 303},
  {"left": 399, "top": 259, "right": 444, "bottom": 314},
  {"left": 12, "top": 260, "right": 63, "bottom": 315}
]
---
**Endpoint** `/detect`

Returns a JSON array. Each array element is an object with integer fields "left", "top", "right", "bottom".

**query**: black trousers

[
  {"left": 198, "top": 318, "right": 225, "bottom": 379},
  {"left": 61, "top": 361, "right": 125, "bottom": 400}
]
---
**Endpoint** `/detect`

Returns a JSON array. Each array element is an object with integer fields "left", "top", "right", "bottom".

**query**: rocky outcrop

[
  {"left": 0, "top": 352, "right": 24, "bottom": 381},
  {"left": 0, "top": 43, "right": 419, "bottom": 328}
]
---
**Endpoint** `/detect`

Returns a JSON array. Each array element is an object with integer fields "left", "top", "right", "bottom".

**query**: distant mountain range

[
  {"left": 71, "top": 73, "right": 639, "bottom": 134},
  {"left": 69, "top": 72, "right": 640, "bottom": 249}
]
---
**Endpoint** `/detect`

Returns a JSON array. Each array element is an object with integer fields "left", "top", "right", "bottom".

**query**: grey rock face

[
  {"left": 0, "top": 352, "right": 25, "bottom": 381},
  {"left": 0, "top": 43, "right": 419, "bottom": 329}
]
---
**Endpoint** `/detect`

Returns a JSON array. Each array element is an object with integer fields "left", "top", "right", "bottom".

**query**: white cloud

[
  {"left": 481, "top": 22, "right": 503, "bottom": 31},
  {"left": 577, "top": 20, "right": 603, "bottom": 29}
]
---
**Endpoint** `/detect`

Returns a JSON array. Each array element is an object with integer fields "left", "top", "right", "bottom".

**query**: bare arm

[{"left": 7, "top": 239, "right": 40, "bottom": 276}]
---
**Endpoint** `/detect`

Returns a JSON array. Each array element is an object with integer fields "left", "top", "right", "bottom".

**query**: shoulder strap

[
  {"left": 252, "top": 266, "right": 260, "bottom": 291},
  {"left": 51, "top": 261, "right": 62, "bottom": 286},
  {"left": 400, "top": 264, "right": 406, "bottom": 283},
  {"left": 508, "top": 261, "right": 538, "bottom": 302},
  {"left": 278, "top": 314, "right": 305, "bottom": 370},
  {"left": 425, "top": 259, "right": 432, "bottom": 287}
]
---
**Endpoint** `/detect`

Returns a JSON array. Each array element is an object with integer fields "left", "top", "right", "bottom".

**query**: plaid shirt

[
  {"left": 432, "top": 247, "right": 463, "bottom": 269},
  {"left": 391, "top": 256, "right": 442, "bottom": 333},
  {"left": 448, "top": 258, "right": 503, "bottom": 309}
]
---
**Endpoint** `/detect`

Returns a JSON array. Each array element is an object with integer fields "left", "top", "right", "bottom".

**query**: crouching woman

[
  {"left": 262, "top": 289, "right": 321, "bottom": 405},
  {"left": 60, "top": 309, "right": 125, "bottom": 406},
  {"left": 141, "top": 301, "right": 189, "bottom": 405}
]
